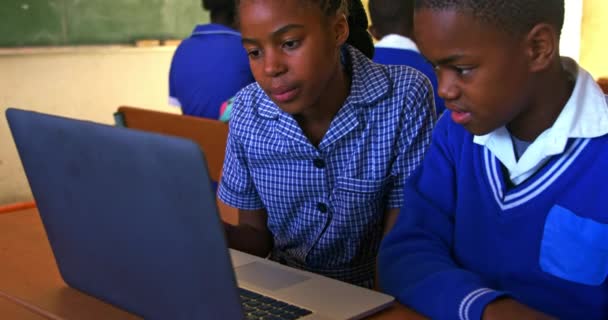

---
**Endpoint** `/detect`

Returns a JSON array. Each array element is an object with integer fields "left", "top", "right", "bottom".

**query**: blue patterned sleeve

[
  {"left": 217, "top": 95, "right": 265, "bottom": 210},
  {"left": 385, "top": 74, "right": 436, "bottom": 209}
]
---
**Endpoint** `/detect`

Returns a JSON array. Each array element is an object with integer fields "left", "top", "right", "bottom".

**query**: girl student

[{"left": 218, "top": 0, "right": 436, "bottom": 288}]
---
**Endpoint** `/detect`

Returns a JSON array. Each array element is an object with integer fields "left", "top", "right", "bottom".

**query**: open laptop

[{"left": 6, "top": 108, "right": 394, "bottom": 320}]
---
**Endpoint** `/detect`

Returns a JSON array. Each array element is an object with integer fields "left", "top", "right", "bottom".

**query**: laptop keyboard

[{"left": 239, "top": 287, "right": 313, "bottom": 320}]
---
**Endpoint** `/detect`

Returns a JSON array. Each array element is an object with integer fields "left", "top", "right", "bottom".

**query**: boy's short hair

[
  {"left": 202, "top": 0, "right": 236, "bottom": 14},
  {"left": 203, "top": 0, "right": 237, "bottom": 25},
  {"left": 414, "top": 0, "right": 565, "bottom": 36},
  {"left": 368, "top": 0, "right": 415, "bottom": 37}
]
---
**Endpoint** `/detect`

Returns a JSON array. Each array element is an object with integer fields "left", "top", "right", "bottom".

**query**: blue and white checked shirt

[{"left": 218, "top": 45, "right": 435, "bottom": 287}]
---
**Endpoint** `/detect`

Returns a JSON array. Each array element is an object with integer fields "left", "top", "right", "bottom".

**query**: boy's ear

[
  {"left": 525, "top": 23, "right": 559, "bottom": 72},
  {"left": 334, "top": 13, "right": 350, "bottom": 46}
]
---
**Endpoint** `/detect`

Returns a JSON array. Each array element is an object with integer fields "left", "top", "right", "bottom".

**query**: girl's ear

[{"left": 333, "top": 13, "right": 350, "bottom": 47}]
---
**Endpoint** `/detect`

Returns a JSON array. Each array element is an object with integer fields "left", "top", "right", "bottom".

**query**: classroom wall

[
  {"left": 580, "top": 0, "right": 608, "bottom": 78},
  {"left": 560, "top": 0, "right": 583, "bottom": 62},
  {"left": 363, "top": 0, "right": 606, "bottom": 78},
  {"left": 0, "top": 46, "right": 179, "bottom": 205},
  {"left": 1, "top": 0, "right": 607, "bottom": 206}
]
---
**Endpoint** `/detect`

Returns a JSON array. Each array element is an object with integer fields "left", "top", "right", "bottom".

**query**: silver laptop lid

[{"left": 7, "top": 108, "right": 243, "bottom": 319}]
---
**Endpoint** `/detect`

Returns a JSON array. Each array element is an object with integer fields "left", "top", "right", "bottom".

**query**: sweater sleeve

[{"left": 378, "top": 114, "right": 507, "bottom": 320}]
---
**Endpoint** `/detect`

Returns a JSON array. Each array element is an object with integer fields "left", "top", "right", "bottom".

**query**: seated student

[
  {"left": 218, "top": 0, "right": 436, "bottom": 288},
  {"left": 168, "top": 0, "right": 255, "bottom": 119},
  {"left": 378, "top": 0, "right": 608, "bottom": 319},
  {"left": 368, "top": 0, "right": 445, "bottom": 115}
]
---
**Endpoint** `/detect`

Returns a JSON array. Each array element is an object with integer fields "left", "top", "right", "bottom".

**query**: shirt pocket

[
  {"left": 539, "top": 205, "right": 608, "bottom": 286},
  {"left": 332, "top": 176, "right": 392, "bottom": 238}
]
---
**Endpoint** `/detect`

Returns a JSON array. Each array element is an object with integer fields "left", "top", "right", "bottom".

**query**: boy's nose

[{"left": 437, "top": 74, "right": 460, "bottom": 101}]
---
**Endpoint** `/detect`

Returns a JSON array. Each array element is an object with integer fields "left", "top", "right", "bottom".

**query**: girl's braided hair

[{"left": 235, "top": 0, "right": 374, "bottom": 58}]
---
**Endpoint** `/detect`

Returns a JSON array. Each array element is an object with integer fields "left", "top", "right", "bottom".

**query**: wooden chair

[
  {"left": 0, "top": 201, "right": 36, "bottom": 215},
  {"left": 115, "top": 106, "right": 228, "bottom": 182},
  {"left": 114, "top": 106, "right": 237, "bottom": 224}
]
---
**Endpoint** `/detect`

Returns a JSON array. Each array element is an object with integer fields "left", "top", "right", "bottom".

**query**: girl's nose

[{"left": 263, "top": 49, "right": 287, "bottom": 77}]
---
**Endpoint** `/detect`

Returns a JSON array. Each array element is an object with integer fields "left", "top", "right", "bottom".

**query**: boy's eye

[
  {"left": 282, "top": 40, "right": 300, "bottom": 50},
  {"left": 453, "top": 66, "right": 474, "bottom": 76},
  {"left": 433, "top": 65, "right": 474, "bottom": 79}
]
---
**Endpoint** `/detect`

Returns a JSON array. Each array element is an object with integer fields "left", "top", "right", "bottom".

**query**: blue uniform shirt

[
  {"left": 373, "top": 34, "right": 446, "bottom": 115},
  {"left": 169, "top": 24, "right": 254, "bottom": 118},
  {"left": 218, "top": 45, "right": 435, "bottom": 287}
]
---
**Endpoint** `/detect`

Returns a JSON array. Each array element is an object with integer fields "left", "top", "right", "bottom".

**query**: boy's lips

[{"left": 447, "top": 104, "right": 473, "bottom": 125}]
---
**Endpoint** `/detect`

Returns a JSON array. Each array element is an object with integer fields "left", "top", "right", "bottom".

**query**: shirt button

[
  {"left": 313, "top": 158, "right": 325, "bottom": 169},
  {"left": 317, "top": 202, "right": 328, "bottom": 213}
]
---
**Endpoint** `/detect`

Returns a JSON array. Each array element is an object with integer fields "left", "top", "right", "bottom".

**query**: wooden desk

[
  {"left": 0, "top": 295, "right": 48, "bottom": 320},
  {"left": 0, "top": 208, "right": 425, "bottom": 320},
  {"left": 0, "top": 208, "right": 139, "bottom": 320}
]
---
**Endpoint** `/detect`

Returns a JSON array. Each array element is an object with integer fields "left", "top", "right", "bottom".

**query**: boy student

[
  {"left": 378, "top": 0, "right": 608, "bottom": 319},
  {"left": 168, "top": 0, "right": 254, "bottom": 119},
  {"left": 218, "top": 0, "right": 436, "bottom": 288},
  {"left": 368, "top": 0, "right": 445, "bottom": 114}
]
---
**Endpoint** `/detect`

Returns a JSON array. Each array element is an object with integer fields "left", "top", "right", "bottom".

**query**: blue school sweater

[{"left": 379, "top": 112, "right": 608, "bottom": 320}]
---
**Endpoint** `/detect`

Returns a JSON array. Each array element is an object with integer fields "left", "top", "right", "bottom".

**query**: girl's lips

[{"left": 271, "top": 87, "right": 299, "bottom": 103}]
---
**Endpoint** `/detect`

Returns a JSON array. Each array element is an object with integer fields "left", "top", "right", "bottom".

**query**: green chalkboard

[{"left": 0, "top": 0, "right": 209, "bottom": 47}]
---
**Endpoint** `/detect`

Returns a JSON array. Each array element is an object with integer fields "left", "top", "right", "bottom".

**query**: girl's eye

[
  {"left": 247, "top": 49, "right": 261, "bottom": 59},
  {"left": 282, "top": 40, "right": 300, "bottom": 50}
]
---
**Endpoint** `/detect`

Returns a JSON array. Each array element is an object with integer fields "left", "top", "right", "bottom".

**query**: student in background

[
  {"left": 218, "top": 0, "right": 435, "bottom": 288},
  {"left": 378, "top": 0, "right": 608, "bottom": 319},
  {"left": 168, "top": 0, "right": 254, "bottom": 119},
  {"left": 368, "top": 0, "right": 445, "bottom": 115}
]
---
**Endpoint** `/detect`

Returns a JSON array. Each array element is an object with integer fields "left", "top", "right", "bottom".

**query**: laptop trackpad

[{"left": 236, "top": 261, "right": 310, "bottom": 291}]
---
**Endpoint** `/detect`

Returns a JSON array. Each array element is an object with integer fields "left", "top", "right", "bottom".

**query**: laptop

[{"left": 6, "top": 108, "right": 394, "bottom": 320}]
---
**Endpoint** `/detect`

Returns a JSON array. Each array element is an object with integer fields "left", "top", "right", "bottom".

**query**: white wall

[
  {"left": 581, "top": 0, "right": 608, "bottom": 78},
  {"left": 0, "top": 45, "right": 179, "bottom": 204},
  {"left": 560, "top": 0, "right": 584, "bottom": 61}
]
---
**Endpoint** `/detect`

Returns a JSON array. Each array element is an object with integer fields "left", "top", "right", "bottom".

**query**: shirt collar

[
  {"left": 474, "top": 57, "right": 608, "bottom": 148},
  {"left": 191, "top": 24, "right": 241, "bottom": 37},
  {"left": 254, "top": 44, "right": 392, "bottom": 120},
  {"left": 554, "top": 57, "right": 608, "bottom": 138},
  {"left": 473, "top": 58, "right": 608, "bottom": 183},
  {"left": 374, "top": 34, "right": 420, "bottom": 53}
]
